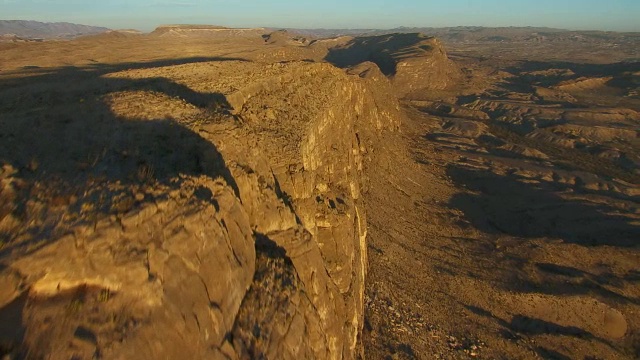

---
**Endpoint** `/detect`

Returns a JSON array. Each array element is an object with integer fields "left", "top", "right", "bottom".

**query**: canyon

[{"left": 0, "top": 25, "right": 638, "bottom": 359}]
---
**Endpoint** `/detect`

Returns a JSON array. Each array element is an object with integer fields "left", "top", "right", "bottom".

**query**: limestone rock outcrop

[
  {"left": 0, "top": 60, "right": 400, "bottom": 359},
  {"left": 325, "top": 33, "right": 461, "bottom": 97},
  {"left": 150, "top": 25, "right": 267, "bottom": 40}
]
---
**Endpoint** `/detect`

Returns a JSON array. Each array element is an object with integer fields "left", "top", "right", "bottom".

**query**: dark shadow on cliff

[
  {"left": 325, "top": 33, "right": 435, "bottom": 75},
  {"left": 231, "top": 233, "right": 299, "bottom": 359},
  {"left": 0, "top": 294, "right": 26, "bottom": 358},
  {"left": 0, "top": 57, "right": 242, "bottom": 259},
  {"left": 447, "top": 165, "right": 639, "bottom": 247}
]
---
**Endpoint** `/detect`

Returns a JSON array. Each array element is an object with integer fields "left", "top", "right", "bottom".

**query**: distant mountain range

[
  {"left": 0, "top": 20, "right": 110, "bottom": 40},
  {"left": 2, "top": 20, "right": 638, "bottom": 47},
  {"left": 288, "top": 26, "right": 640, "bottom": 44}
]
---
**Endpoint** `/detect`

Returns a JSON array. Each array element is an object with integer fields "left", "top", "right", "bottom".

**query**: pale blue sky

[{"left": 1, "top": 0, "right": 639, "bottom": 32}]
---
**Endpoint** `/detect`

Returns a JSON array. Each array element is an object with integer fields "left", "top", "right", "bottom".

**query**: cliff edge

[{"left": 0, "top": 58, "right": 400, "bottom": 359}]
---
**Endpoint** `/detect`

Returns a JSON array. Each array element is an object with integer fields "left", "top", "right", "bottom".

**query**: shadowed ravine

[{"left": 0, "top": 27, "right": 639, "bottom": 360}]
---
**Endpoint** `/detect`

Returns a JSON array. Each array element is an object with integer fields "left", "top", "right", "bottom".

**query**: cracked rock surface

[{"left": 0, "top": 37, "right": 399, "bottom": 360}]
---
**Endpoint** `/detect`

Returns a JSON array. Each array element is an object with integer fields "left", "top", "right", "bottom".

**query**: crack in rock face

[
  {"left": 0, "top": 55, "right": 400, "bottom": 360},
  {"left": 1, "top": 27, "right": 639, "bottom": 360}
]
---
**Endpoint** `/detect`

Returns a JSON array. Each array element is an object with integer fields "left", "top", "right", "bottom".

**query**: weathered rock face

[
  {"left": 150, "top": 25, "right": 267, "bottom": 40},
  {"left": 324, "top": 33, "right": 461, "bottom": 97},
  {"left": 217, "top": 62, "right": 400, "bottom": 359},
  {"left": 0, "top": 60, "right": 400, "bottom": 359},
  {"left": 390, "top": 37, "right": 461, "bottom": 97},
  {"left": 10, "top": 177, "right": 256, "bottom": 360},
  {"left": 245, "top": 32, "right": 461, "bottom": 97}
]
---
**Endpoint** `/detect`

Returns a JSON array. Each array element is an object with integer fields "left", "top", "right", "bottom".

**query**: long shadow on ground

[
  {"left": 325, "top": 33, "right": 434, "bottom": 75},
  {"left": 447, "top": 165, "right": 639, "bottom": 247},
  {"left": 0, "top": 57, "right": 243, "bottom": 259}
]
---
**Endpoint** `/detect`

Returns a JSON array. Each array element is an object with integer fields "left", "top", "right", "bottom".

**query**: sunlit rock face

[
  {"left": 0, "top": 59, "right": 400, "bottom": 360},
  {"left": 325, "top": 33, "right": 462, "bottom": 98}
]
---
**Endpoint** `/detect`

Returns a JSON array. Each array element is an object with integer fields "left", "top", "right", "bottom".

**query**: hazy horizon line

[{"left": 2, "top": 18, "right": 640, "bottom": 34}]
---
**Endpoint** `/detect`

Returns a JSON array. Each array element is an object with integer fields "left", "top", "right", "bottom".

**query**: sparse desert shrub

[
  {"left": 110, "top": 194, "right": 135, "bottom": 215},
  {"left": 98, "top": 288, "right": 111, "bottom": 303},
  {"left": 136, "top": 163, "right": 155, "bottom": 183}
]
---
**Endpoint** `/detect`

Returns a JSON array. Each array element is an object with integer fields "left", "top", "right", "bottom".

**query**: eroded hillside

[
  {"left": 360, "top": 34, "right": 640, "bottom": 360},
  {"left": 0, "top": 34, "right": 400, "bottom": 359},
  {"left": 0, "top": 28, "right": 639, "bottom": 360}
]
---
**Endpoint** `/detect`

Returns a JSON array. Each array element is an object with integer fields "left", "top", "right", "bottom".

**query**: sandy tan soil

[
  {"left": 361, "top": 36, "right": 640, "bottom": 360},
  {"left": 0, "top": 27, "right": 638, "bottom": 360}
]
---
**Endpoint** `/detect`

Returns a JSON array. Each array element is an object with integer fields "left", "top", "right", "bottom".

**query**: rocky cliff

[
  {"left": 151, "top": 25, "right": 268, "bottom": 40},
  {"left": 324, "top": 33, "right": 462, "bottom": 97},
  {"left": 0, "top": 58, "right": 400, "bottom": 359}
]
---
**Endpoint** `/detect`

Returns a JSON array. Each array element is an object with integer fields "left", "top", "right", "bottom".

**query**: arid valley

[{"left": 0, "top": 23, "right": 639, "bottom": 359}]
